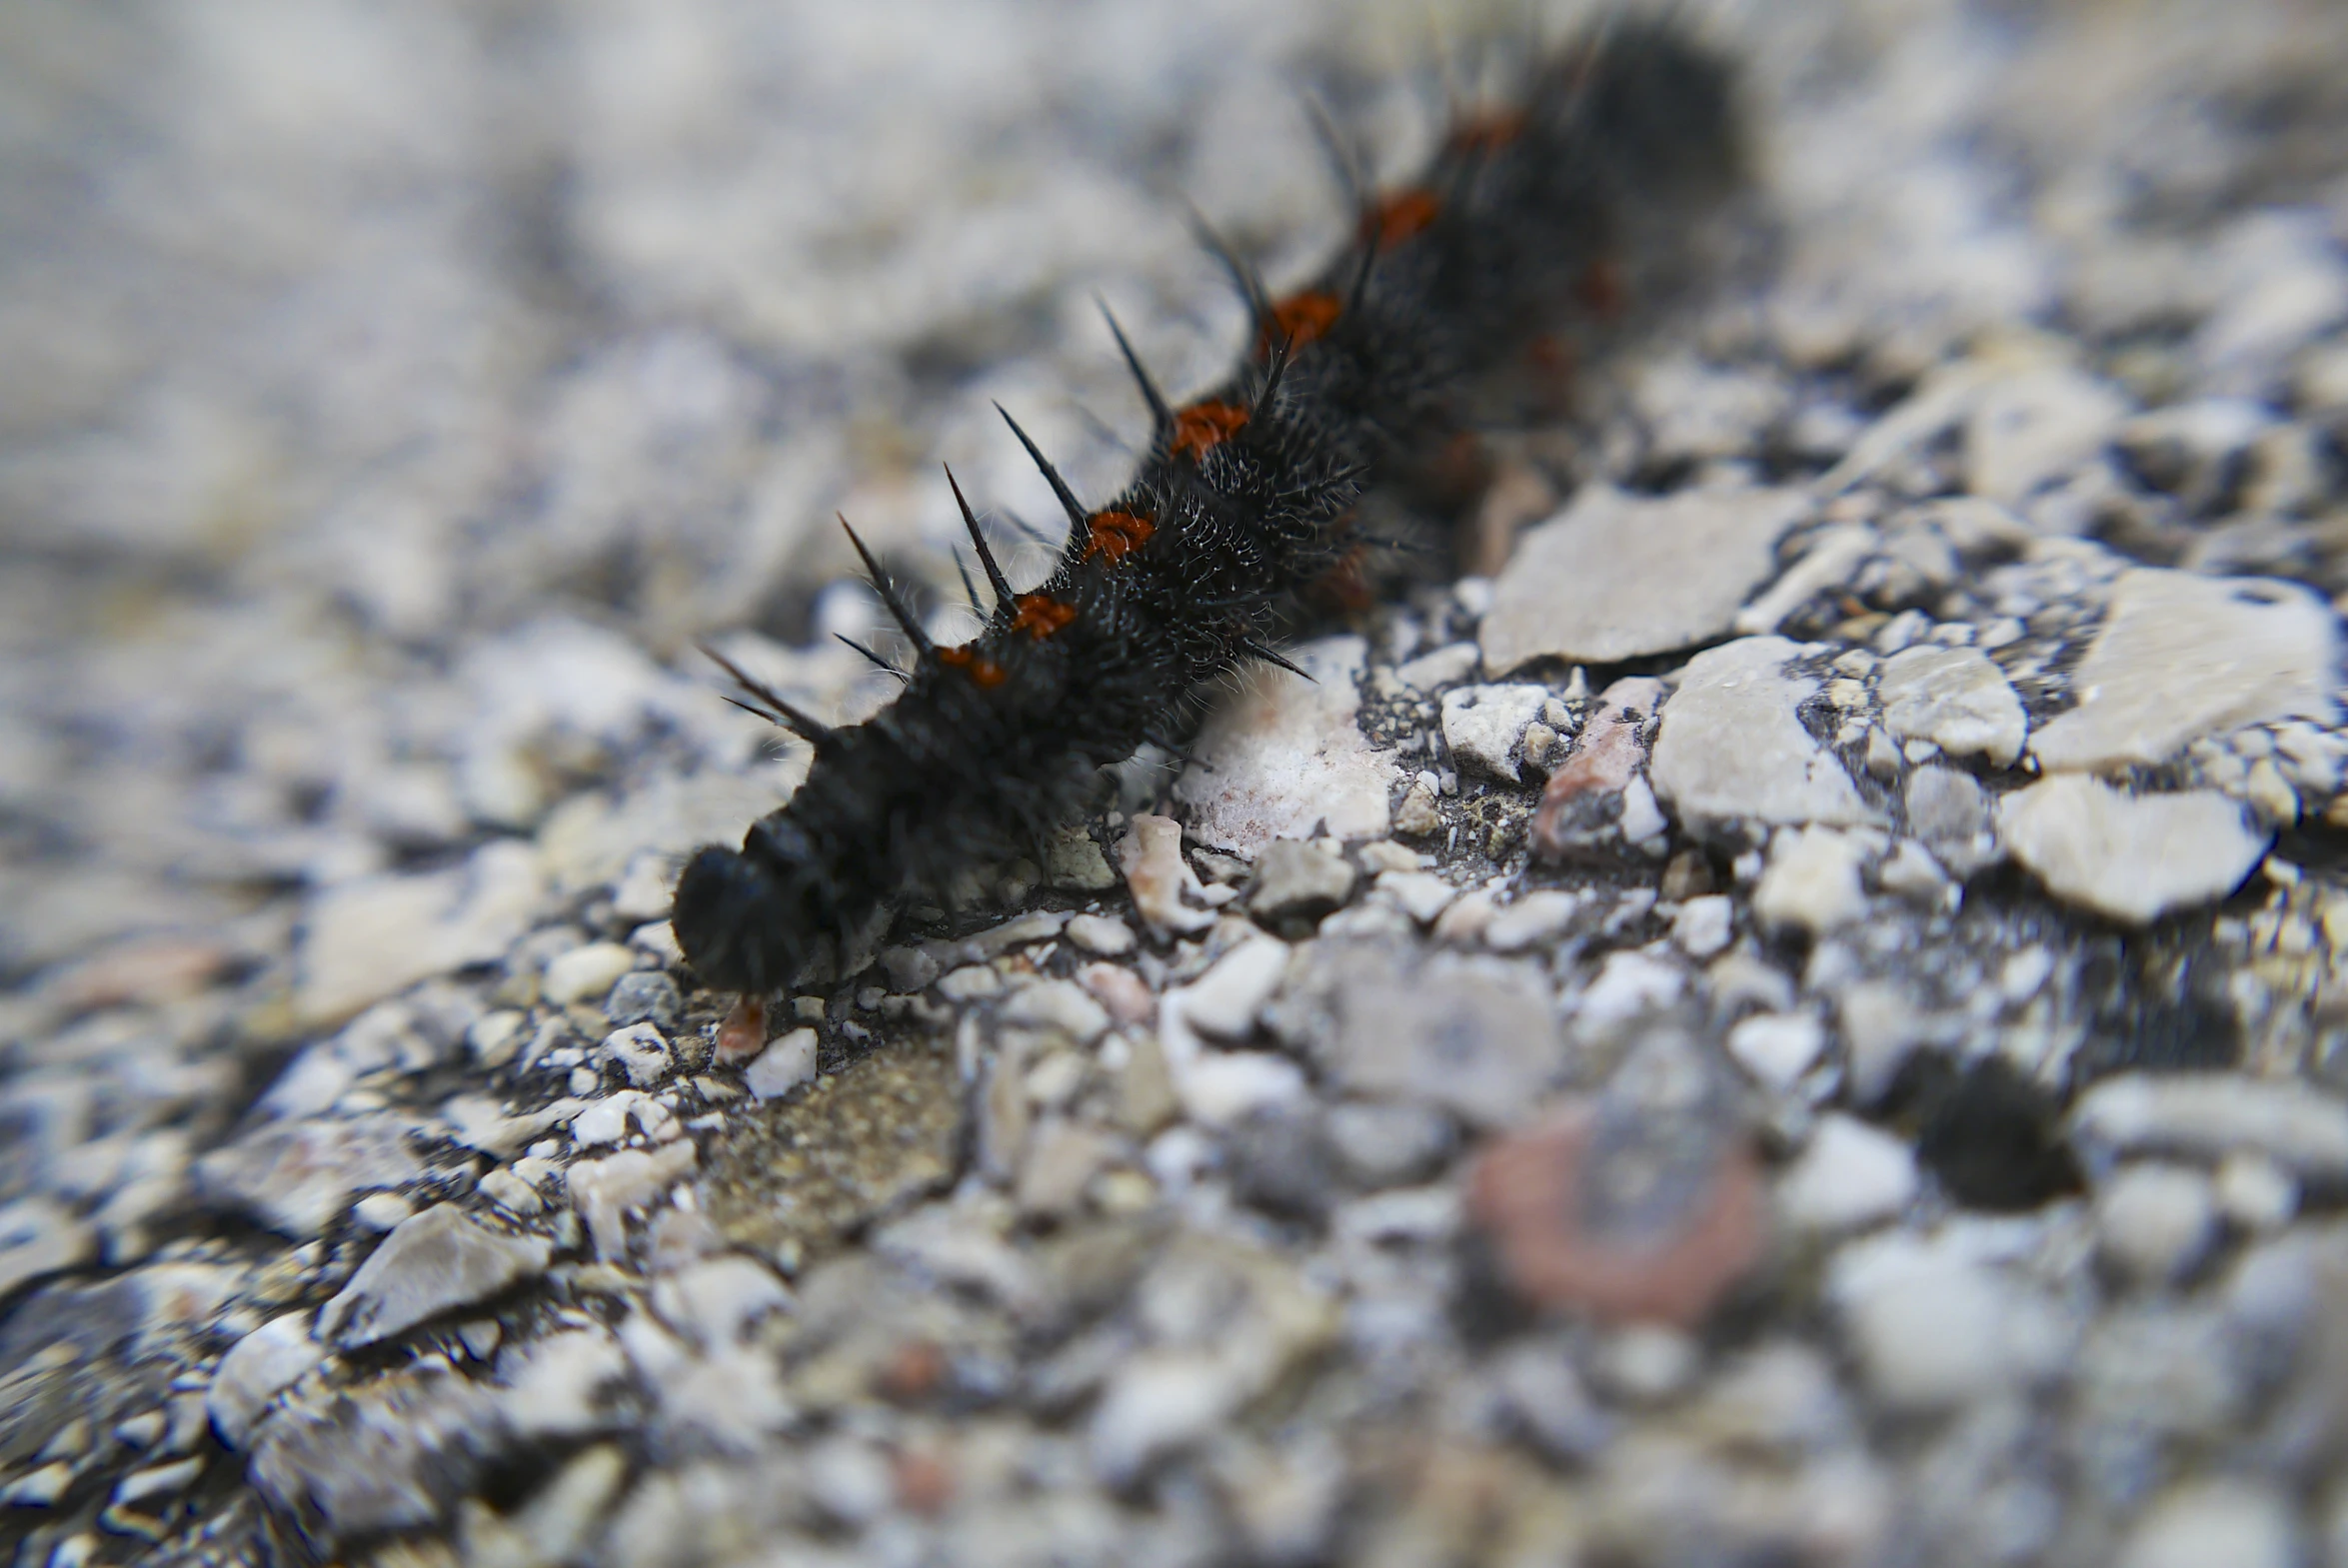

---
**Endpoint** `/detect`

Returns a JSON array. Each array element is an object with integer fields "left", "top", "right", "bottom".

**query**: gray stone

[
  {"left": 318, "top": 1204, "right": 553, "bottom": 1349},
  {"left": 1876, "top": 645, "right": 2026, "bottom": 768},
  {"left": 294, "top": 839, "right": 546, "bottom": 1028},
  {"left": 1963, "top": 363, "right": 2128, "bottom": 504},
  {"left": 2031, "top": 569, "right": 2338, "bottom": 772},
  {"left": 1246, "top": 839, "right": 1357, "bottom": 923},
  {"left": 250, "top": 1362, "right": 503, "bottom": 1539},
  {"left": 2072, "top": 1072, "right": 2348, "bottom": 1179},
  {"left": 1778, "top": 1114, "right": 1916, "bottom": 1232},
  {"left": 542, "top": 940, "right": 638, "bottom": 1006},
  {"left": 1065, "top": 913, "right": 1136, "bottom": 956},
  {"left": 0, "top": 1196, "right": 94, "bottom": 1301},
  {"left": 1999, "top": 777, "right": 2267, "bottom": 924},
  {"left": 604, "top": 969, "right": 682, "bottom": 1031},
  {"left": 1650, "top": 638, "right": 1880, "bottom": 832},
  {"left": 194, "top": 1115, "right": 426, "bottom": 1239},
  {"left": 2094, "top": 1162, "right": 2218, "bottom": 1285},
  {"left": 1438, "top": 684, "right": 1553, "bottom": 783},
  {"left": 1752, "top": 826, "right": 1872, "bottom": 935},
  {"left": 1287, "top": 944, "right": 1562, "bottom": 1128},
  {"left": 1324, "top": 1100, "right": 1455, "bottom": 1188},
  {"left": 208, "top": 1312, "right": 328, "bottom": 1449},
  {"left": 1903, "top": 766, "right": 1997, "bottom": 873},
  {"left": 1481, "top": 485, "right": 1808, "bottom": 672}
]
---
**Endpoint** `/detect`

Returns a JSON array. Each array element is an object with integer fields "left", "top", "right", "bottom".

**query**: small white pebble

[
  {"left": 1065, "top": 913, "right": 1137, "bottom": 956},
  {"left": 1725, "top": 1011, "right": 1826, "bottom": 1090},
  {"left": 542, "top": 942, "right": 638, "bottom": 1007},
  {"left": 745, "top": 1028, "right": 820, "bottom": 1101},
  {"left": 2214, "top": 1151, "right": 2297, "bottom": 1231},
  {"left": 2095, "top": 1162, "right": 2217, "bottom": 1285}
]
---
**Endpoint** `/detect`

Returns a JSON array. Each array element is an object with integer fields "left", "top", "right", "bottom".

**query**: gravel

[{"left": 9, "top": 0, "right": 2348, "bottom": 1563}]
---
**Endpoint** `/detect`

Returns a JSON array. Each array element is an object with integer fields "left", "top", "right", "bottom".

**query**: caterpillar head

[{"left": 672, "top": 820, "right": 824, "bottom": 994}]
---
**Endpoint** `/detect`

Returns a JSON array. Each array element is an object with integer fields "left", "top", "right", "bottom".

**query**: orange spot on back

[
  {"left": 1576, "top": 257, "right": 1625, "bottom": 319},
  {"left": 1084, "top": 510, "right": 1156, "bottom": 565},
  {"left": 1258, "top": 290, "right": 1343, "bottom": 356},
  {"left": 1447, "top": 109, "right": 1527, "bottom": 156},
  {"left": 939, "top": 645, "right": 1008, "bottom": 689},
  {"left": 1170, "top": 401, "right": 1249, "bottom": 462},
  {"left": 1360, "top": 188, "right": 1440, "bottom": 251},
  {"left": 1011, "top": 594, "right": 1078, "bottom": 640}
]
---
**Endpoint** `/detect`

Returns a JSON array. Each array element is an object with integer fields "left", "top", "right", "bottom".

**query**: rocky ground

[{"left": 7, "top": 0, "right": 2348, "bottom": 1564}]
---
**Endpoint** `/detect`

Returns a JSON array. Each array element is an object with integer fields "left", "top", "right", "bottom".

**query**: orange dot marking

[
  {"left": 1010, "top": 594, "right": 1078, "bottom": 640},
  {"left": 1170, "top": 401, "right": 1249, "bottom": 463},
  {"left": 1258, "top": 290, "right": 1343, "bottom": 357},
  {"left": 1446, "top": 109, "right": 1527, "bottom": 156},
  {"left": 938, "top": 646, "right": 1008, "bottom": 689},
  {"left": 1359, "top": 188, "right": 1440, "bottom": 251},
  {"left": 1577, "top": 257, "right": 1625, "bottom": 319},
  {"left": 1084, "top": 510, "right": 1156, "bottom": 565}
]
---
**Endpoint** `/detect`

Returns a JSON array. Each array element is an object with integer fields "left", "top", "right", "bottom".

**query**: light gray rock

[
  {"left": 542, "top": 941, "right": 638, "bottom": 1006},
  {"left": 295, "top": 839, "right": 546, "bottom": 1028},
  {"left": 208, "top": 1312, "right": 328, "bottom": 1449},
  {"left": 1439, "top": 684, "right": 1554, "bottom": 783},
  {"left": 249, "top": 1362, "right": 502, "bottom": 1540},
  {"left": 1725, "top": 1011, "right": 1828, "bottom": 1089},
  {"left": 1999, "top": 777, "right": 2267, "bottom": 924},
  {"left": 1245, "top": 839, "right": 1358, "bottom": 922},
  {"left": 1289, "top": 945, "right": 1561, "bottom": 1128},
  {"left": 603, "top": 969, "right": 682, "bottom": 1032},
  {"left": 2094, "top": 1162, "right": 2218, "bottom": 1285},
  {"left": 2030, "top": 569, "right": 2338, "bottom": 772},
  {"left": 1752, "top": 826, "right": 1873, "bottom": 935},
  {"left": 195, "top": 1115, "right": 426, "bottom": 1239},
  {"left": 1481, "top": 485, "right": 1807, "bottom": 672},
  {"left": 999, "top": 978, "right": 1114, "bottom": 1050},
  {"left": 0, "top": 1195, "right": 95, "bottom": 1300},
  {"left": 1876, "top": 645, "right": 2026, "bottom": 767},
  {"left": 1778, "top": 1114, "right": 1916, "bottom": 1232},
  {"left": 1175, "top": 636, "right": 1398, "bottom": 852},
  {"left": 1903, "top": 765, "right": 1998, "bottom": 873},
  {"left": 1394, "top": 642, "right": 1479, "bottom": 692},
  {"left": 570, "top": 1139, "right": 698, "bottom": 1259},
  {"left": 1650, "top": 638, "right": 1881, "bottom": 831},
  {"left": 1323, "top": 1100, "right": 1455, "bottom": 1188},
  {"left": 1830, "top": 1237, "right": 2071, "bottom": 1411},
  {"left": 1963, "top": 363, "right": 2128, "bottom": 503},
  {"left": 1064, "top": 913, "right": 1136, "bottom": 956},
  {"left": 2072, "top": 1072, "right": 2348, "bottom": 1179},
  {"left": 2119, "top": 1479, "right": 2302, "bottom": 1568},
  {"left": 318, "top": 1203, "right": 553, "bottom": 1349}
]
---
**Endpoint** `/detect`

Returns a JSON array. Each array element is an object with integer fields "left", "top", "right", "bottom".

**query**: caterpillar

[{"left": 673, "top": 17, "right": 1741, "bottom": 996}]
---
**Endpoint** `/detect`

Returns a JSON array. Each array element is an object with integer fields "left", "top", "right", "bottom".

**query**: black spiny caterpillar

[{"left": 674, "top": 18, "right": 1741, "bottom": 995}]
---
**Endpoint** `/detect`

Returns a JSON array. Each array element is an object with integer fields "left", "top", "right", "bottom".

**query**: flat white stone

[
  {"left": 1999, "top": 777, "right": 2267, "bottom": 924},
  {"left": 2030, "top": 569, "right": 2338, "bottom": 772},
  {"left": 1963, "top": 363, "right": 2128, "bottom": 504},
  {"left": 596, "top": 1022, "right": 671, "bottom": 1088},
  {"left": 1439, "top": 684, "right": 1552, "bottom": 783},
  {"left": 1176, "top": 937, "right": 1289, "bottom": 1041},
  {"left": 1394, "top": 642, "right": 1479, "bottom": 692},
  {"left": 1482, "top": 889, "right": 1583, "bottom": 952},
  {"left": 744, "top": 1027, "right": 819, "bottom": 1100},
  {"left": 208, "top": 1312, "right": 326, "bottom": 1449},
  {"left": 568, "top": 1140, "right": 698, "bottom": 1259},
  {"left": 1779, "top": 1114, "right": 1916, "bottom": 1232},
  {"left": 1650, "top": 638, "right": 1881, "bottom": 830},
  {"left": 295, "top": 839, "right": 546, "bottom": 1027},
  {"left": 1175, "top": 637, "right": 1399, "bottom": 851},
  {"left": 1064, "top": 913, "right": 1136, "bottom": 956},
  {"left": 542, "top": 942, "right": 638, "bottom": 1006},
  {"left": 1481, "top": 485, "right": 1808, "bottom": 672},
  {"left": 2071, "top": 1072, "right": 2348, "bottom": 1178},
  {"left": 1830, "top": 1241, "right": 2070, "bottom": 1412},
  {"left": 1877, "top": 645, "right": 2026, "bottom": 768},
  {"left": 1671, "top": 894, "right": 1734, "bottom": 957},
  {"left": 317, "top": 1204, "right": 553, "bottom": 1349}
]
